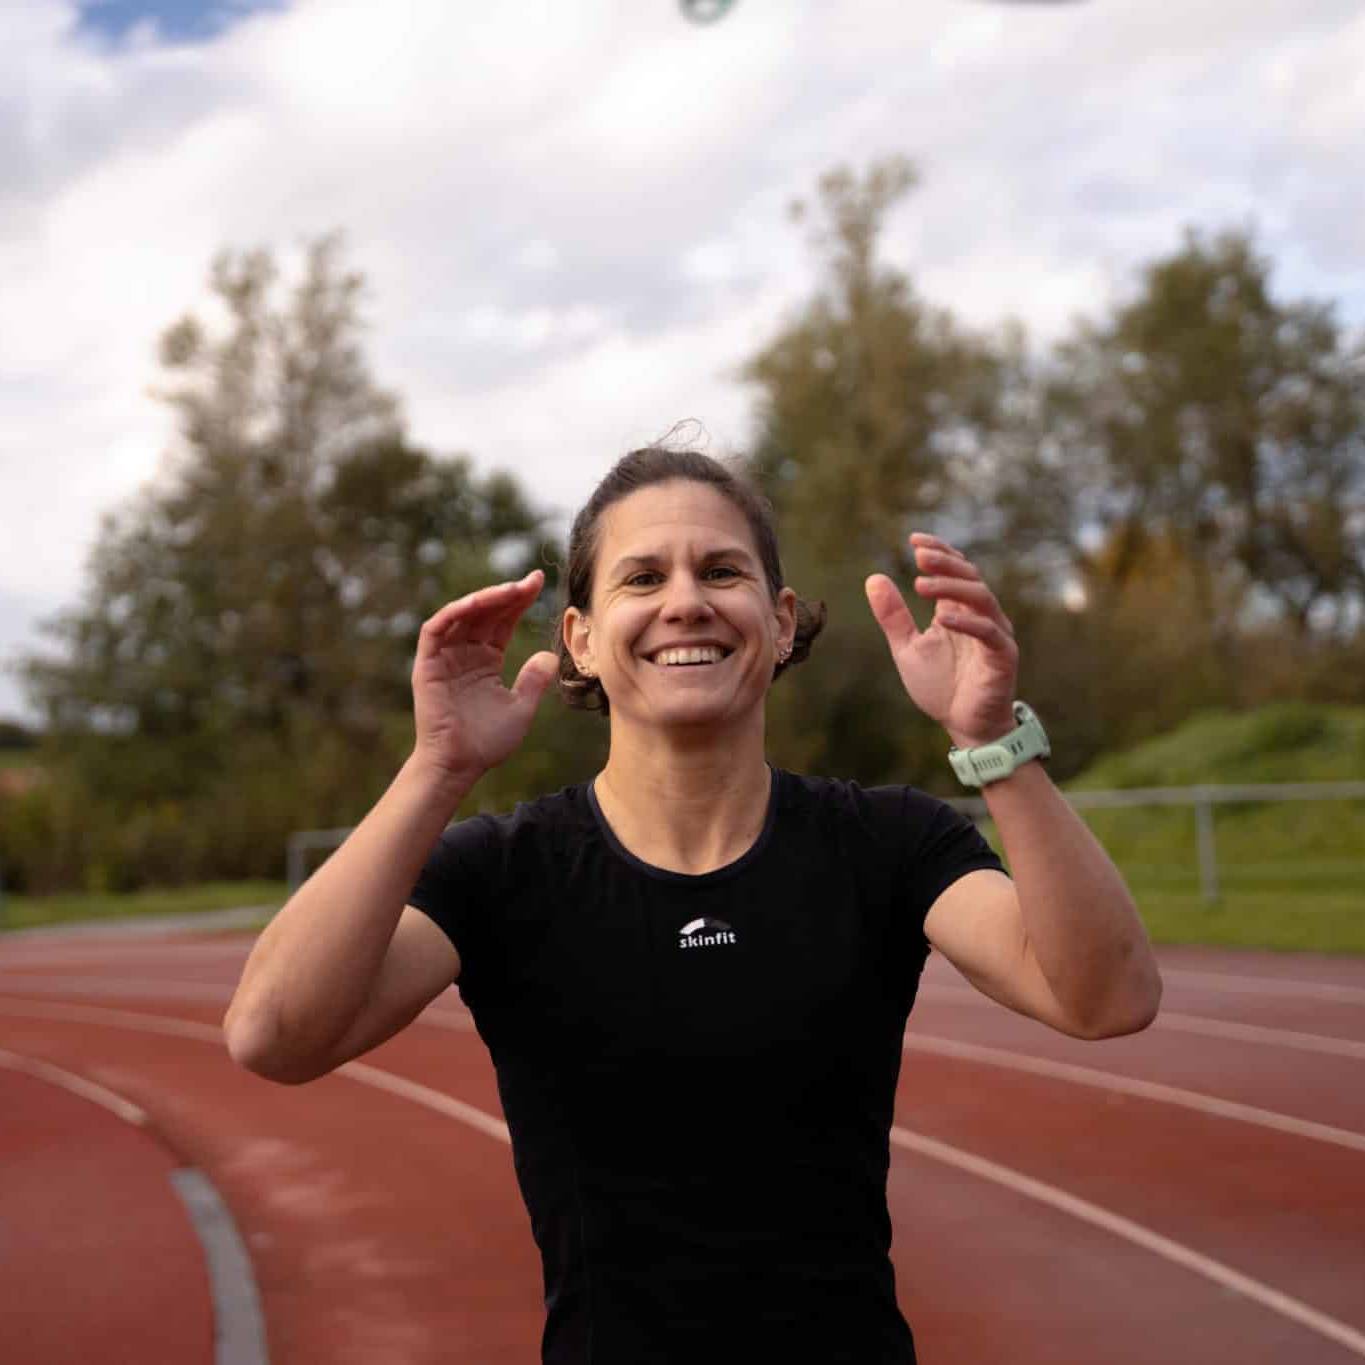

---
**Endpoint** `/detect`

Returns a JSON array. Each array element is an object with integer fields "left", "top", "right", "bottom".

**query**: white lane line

[
  {"left": 889, "top": 1128, "right": 1365, "bottom": 1360},
  {"left": 0, "top": 997, "right": 223, "bottom": 1041},
  {"left": 1158, "top": 1011, "right": 1365, "bottom": 1061},
  {"left": 902, "top": 1033, "right": 1365, "bottom": 1153},
  {"left": 1158, "top": 969, "right": 1365, "bottom": 1008},
  {"left": 4, "top": 994, "right": 1364, "bottom": 1358},
  {"left": 0, "top": 1046, "right": 150, "bottom": 1126},
  {"left": 340, "top": 1062, "right": 509, "bottom": 1143},
  {"left": 5, "top": 977, "right": 1359, "bottom": 1140},
  {"left": 915, "top": 983, "right": 1365, "bottom": 1058},
  {"left": 0, "top": 975, "right": 237, "bottom": 1002}
]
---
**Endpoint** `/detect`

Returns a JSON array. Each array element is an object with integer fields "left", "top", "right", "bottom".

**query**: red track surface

[{"left": 2, "top": 931, "right": 1363, "bottom": 1364}]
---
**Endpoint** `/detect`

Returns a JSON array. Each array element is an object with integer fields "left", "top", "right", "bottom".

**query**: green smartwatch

[{"left": 948, "top": 701, "right": 1050, "bottom": 788}]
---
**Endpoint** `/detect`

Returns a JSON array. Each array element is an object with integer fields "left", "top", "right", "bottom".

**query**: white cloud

[{"left": 3, "top": 0, "right": 1365, "bottom": 720}]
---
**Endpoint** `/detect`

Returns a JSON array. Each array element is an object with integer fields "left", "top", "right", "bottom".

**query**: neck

[{"left": 594, "top": 718, "right": 772, "bottom": 875}]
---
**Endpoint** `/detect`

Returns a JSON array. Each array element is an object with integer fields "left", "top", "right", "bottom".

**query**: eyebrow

[{"left": 608, "top": 546, "right": 757, "bottom": 579}]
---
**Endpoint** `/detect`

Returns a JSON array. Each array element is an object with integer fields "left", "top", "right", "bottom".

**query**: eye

[
  {"left": 625, "top": 571, "right": 662, "bottom": 587},
  {"left": 705, "top": 565, "right": 740, "bottom": 580}
]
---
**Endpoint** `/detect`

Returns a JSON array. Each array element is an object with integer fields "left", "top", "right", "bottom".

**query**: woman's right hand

[{"left": 410, "top": 570, "right": 561, "bottom": 783}]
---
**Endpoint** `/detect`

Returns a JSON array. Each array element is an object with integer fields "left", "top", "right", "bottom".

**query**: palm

[
  {"left": 416, "top": 641, "right": 536, "bottom": 773},
  {"left": 890, "top": 608, "right": 1013, "bottom": 742},
  {"left": 865, "top": 535, "right": 1019, "bottom": 748},
  {"left": 410, "top": 572, "right": 559, "bottom": 780}
]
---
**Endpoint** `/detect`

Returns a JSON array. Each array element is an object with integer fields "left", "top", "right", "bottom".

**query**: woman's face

[{"left": 563, "top": 479, "right": 797, "bottom": 734}]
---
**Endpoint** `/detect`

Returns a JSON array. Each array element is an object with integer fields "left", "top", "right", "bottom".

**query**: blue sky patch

[{"left": 77, "top": 0, "right": 285, "bottom": 46}]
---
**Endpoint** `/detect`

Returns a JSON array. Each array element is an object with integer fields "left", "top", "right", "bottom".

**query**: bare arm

[
  {"left": 223, "top": 569, "right": 559, "bottom": 1082},
  {"left": 868, "top": 533, "right": 1161, "bottom": 1040},
  {"left": 923, "top": 766, "right": 1162, "bottom": 1038},
  {"left": 222, "top": 756, "right": 473, "bottom": 1080}
]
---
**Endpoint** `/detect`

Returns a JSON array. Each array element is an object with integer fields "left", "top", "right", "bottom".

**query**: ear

[
  {"left": 775, "top": 586, "right": 798, "bottom": 653},
  {"left": 563, "top": 605, "right": 594, "bottom": 675}
]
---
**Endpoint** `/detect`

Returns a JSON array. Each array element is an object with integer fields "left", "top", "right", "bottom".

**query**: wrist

[
  {"left": 948, "top": 713, "right": 1017, "bottom": 751},
  {"left": 948, "top": 701, "right": 1050, "bottom": 789},
  {"left": 401, "top": 752, "right": 485, "bottom": 806}
]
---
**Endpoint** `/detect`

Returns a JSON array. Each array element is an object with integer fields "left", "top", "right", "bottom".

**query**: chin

[{"left": 652, "top": 695, "right": 762, "bottom": 731}]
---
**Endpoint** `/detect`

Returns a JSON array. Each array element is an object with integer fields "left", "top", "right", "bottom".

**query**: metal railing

[
  {"left": 946, "top": 780, "right": 1365, "bottom": 904},
  {"left": 288, "top": 780, "right": 1365, "bottom": 906}
]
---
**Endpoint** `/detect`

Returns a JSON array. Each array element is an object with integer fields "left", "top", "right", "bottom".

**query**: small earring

[{"left": 777, "top": 643, "right": 792, "bottom": 663}]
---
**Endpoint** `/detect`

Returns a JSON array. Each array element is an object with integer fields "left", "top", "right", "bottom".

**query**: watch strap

[{"left": 948, "top": 701, "right": 1050, "bottom": 788}]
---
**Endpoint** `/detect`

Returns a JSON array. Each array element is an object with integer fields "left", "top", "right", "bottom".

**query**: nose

[{"left": 660, "top": 569, "right": 714, "bottom": 623}]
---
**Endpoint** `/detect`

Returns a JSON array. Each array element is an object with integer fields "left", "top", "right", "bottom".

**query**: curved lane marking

[
  {"left": 0, "top": 1039, "right": 270, "bottom": 1365},
  {"left": 890, "top": 1127, "right": 1365, "bottom": 1358},
  {"left": 11, "top": 970, "right": 1362, "bottom": 1060},
  {"left": 915, "top": 983, "right": 1365, "bottom": 1058},
  {"left": 5, "top": 995, "right": 1361, "bottom": 1359},
  {"left": 0, "top": 1046, "right": 151, "bottom": 1125},
  {"left": 901, "top": 1033, "right": 1365, "bottom": 1153},
  {"left": 2, "top": 980, "right": 1358, "bottom": 1146},
  {"left": 0, "top": 975, "right": 240, "bottom": 1003}
]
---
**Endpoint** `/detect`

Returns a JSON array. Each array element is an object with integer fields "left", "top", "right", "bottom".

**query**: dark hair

[{"left": 553, "top": 444, "right": 826, "bottom": 715}]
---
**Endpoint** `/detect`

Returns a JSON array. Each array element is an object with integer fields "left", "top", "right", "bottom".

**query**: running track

[{"left": 2, "top": 924, "right": 1363, "bottom": 1363}]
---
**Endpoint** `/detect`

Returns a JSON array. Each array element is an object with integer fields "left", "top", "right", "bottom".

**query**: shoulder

[
  {"left": 777, "top": 768, "right": 966, "bottom": 849},
  {"left": 432, "top": 781, "right": 596, "bottom": 875}
]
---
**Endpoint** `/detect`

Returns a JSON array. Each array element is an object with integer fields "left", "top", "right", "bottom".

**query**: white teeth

[{"left": 653, "top": 646, "right": 727, "bottom": 666}]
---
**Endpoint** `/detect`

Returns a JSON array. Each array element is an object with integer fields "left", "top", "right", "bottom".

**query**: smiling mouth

[{"left": 647, "top": 647, "right": 734, "bottom": 668}]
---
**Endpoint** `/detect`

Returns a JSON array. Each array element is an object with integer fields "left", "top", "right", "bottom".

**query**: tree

[
  {"left": 17, "top": 235, "right": 559, "bottom": 888},
  {"left": 742, "top": 158, "right": 1018, "bottom": 785},
  {"left": 1047, "top": 227, "right": 1365, "bottom": 644}
]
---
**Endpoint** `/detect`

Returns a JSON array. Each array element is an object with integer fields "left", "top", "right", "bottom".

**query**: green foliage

[
  {"left": 0, "top": 721, "right": 37, "bottom": 749},
  {"left": 8, "top": 157, "right": 1365, "bottom": 906},
  {"left": 1048, "top": 227, "right": 1365, "bottom": 641},
  {"left": 8, "top": 235, "right": 562, "bottom": 893}
]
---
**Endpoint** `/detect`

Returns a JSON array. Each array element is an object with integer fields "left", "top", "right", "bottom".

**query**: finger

[
  {"left": 420, "top": 577, "right": 530, "bottom": 639},
  {"left": 864, "top": 574, "right": 919, "bottom": 650},
  {"left": 426, "top": 572, "right": 543, "bottom": 650},
  {"left": 909, "top": 531, "right": 968, "bottom": 562},
  {"left": 511, "top": 650, "right": 560, "bottom": 706},
  {"left": 937, "top": 611, "right": 1018, "bottom": 653},
  {"left": 486, "top": 573, "right": 550, "bottom": 651},
  {"left": 915, "top": 576, "right": 1015, "bottom": 636},
  {"left": 912, "top": 544, "right": 981, "bottom": 581}
]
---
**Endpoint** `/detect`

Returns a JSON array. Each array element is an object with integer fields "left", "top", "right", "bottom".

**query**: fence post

[{"left": 1194, "top": 794, "right": 1219, "bottom": 905}]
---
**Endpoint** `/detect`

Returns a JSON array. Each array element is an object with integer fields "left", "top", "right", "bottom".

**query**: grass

[
  {"left": 974, "top": 810, "right": 1364, "bottom": 954},
  {"left": 1, "top": 880, "right": 286, "bottom": 934},
  {"left": 1130, "top": 885, "right": 1365, "bottom": 954}
]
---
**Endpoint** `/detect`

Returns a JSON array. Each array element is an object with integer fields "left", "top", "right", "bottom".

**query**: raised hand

[
  {"left": 865, "top": 533, "right": 1018, "bottom": 749},
  {"left": 410, "top": 570, "right": 560, "bottom": 783}
]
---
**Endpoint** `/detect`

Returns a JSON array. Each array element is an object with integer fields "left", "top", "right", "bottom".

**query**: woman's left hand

[{"left": 865, "top": 532, "right": 1019, "bottom": 749}]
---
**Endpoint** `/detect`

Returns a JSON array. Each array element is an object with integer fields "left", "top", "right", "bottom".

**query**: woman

[{"left": 225, "top": 445, "right": 1161, "bottom": 1364}]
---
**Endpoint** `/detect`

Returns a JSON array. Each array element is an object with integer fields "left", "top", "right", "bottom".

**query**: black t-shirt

[{"left": 408, "top": 765, "right": 1005, "bottom": 1365}]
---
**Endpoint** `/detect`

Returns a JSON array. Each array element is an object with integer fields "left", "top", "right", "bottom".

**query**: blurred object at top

[{"left": 679, "top": 0, "right": 739, "bottom": 23}]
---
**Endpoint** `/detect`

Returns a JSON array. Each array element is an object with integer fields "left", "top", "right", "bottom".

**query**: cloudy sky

[{"left": 3, "top": 0, "right": 1364, "bottom": 723}]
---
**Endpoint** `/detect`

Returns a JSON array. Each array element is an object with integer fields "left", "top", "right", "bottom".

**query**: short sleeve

[
  {"left": 901, "top": 788, "right": 1008, "bottom": 929},
  {"left": 406, "top": 815, "right": 501, "bottom": 992}
]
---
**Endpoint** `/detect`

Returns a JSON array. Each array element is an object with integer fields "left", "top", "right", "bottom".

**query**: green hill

[
  {"left": 993, "top": 703, "right": 1365, "bottom": 953},
  {"left": 1069, "top": 702, "right": 1365, "bottom": 790}
]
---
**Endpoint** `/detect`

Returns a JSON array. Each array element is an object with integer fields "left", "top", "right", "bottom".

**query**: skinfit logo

[{"left": 678, "top": 917, "right": 737, "bottom": 949}]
